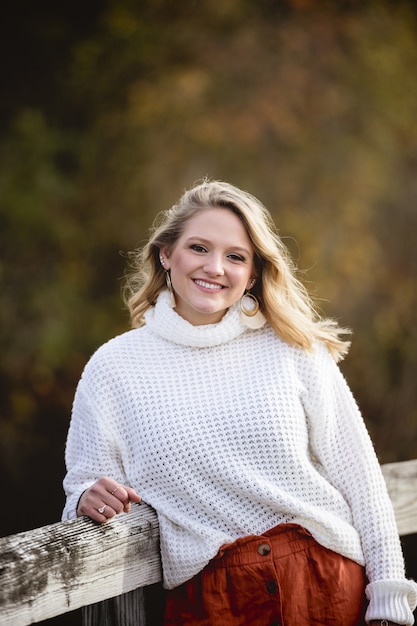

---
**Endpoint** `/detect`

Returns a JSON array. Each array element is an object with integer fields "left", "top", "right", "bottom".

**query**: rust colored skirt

[{"left": 163, "top": 524, "right": 367, "bottom": 626}]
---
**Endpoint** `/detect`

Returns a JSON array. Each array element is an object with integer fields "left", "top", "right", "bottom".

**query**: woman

[{"left": 63, "top": 180, "right": 417, "bottom": 625}]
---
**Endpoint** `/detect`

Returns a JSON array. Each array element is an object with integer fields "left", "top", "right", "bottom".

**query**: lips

[{"left": 193, "top": 279, "right": 225, "bottom": 291}]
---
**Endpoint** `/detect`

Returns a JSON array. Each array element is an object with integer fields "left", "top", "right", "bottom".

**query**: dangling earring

[
  {"left": 240, "top": 290, "right": 266, "bottom": 329},
  {"left": 165, "top": 271, "right": 176, "bottom": 308},
  {"left": 160, "top": 256, "right": 176, "bottom": 308}
]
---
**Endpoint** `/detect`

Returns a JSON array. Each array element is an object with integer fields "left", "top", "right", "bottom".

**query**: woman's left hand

[{"left": 76, "top": 476, "right": 141, "bottom": 522}]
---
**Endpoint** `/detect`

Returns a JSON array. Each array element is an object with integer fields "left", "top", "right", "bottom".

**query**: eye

[
  {"left": 190, "top": 244, "right": 208, "bottom": 253},
  {"left": 227, "top": 253, "right": 245, "bottom": 262}
]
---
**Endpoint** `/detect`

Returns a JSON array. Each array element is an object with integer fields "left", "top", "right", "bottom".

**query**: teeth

[{"left": 194, "top": 280, "right": 223, "bottom": 290}]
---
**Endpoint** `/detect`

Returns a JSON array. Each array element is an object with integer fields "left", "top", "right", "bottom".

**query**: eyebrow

[{"left": 184, "top": 236, "right": 252, "bottom": 255}]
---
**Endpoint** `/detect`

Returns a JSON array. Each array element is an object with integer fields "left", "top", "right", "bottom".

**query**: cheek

[
  {"left": 232, "top": 268, "right": 252, "bottom": 288},
  {"left": 170, "top": 253, "right": 193, "bottom": 277}
]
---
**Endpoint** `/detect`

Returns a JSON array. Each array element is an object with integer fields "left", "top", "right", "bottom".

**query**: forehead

[{"left": 180, "top": 207, "right": 251, "bottom": 240}]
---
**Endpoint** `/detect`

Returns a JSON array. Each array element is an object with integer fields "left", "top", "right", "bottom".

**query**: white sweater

[{"left": 63, "top": 290, "right": 417, "bottom": 624}]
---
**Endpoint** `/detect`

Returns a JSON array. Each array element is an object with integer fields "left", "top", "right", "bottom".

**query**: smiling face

[{"left": 161, "top": 207, "right": 256, "bottom": 325}]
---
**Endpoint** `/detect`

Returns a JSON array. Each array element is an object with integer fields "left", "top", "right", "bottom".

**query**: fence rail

[{"left": 1, "top": 459, "right": 417, "bottom": 626}]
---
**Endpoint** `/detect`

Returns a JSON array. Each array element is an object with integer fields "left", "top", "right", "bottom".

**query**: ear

[
  {"left": 247, "top": 277, "right": 257, "bottom": 290},
  {"left": 159, "top": 246, "right": 171, "bottom": 270}
]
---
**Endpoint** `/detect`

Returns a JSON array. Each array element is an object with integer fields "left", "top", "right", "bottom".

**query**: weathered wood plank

[
  {"left": 0, "top": 460, "right": 416, "bottom": 626},
  {"left": 381, "top": 459, "right": 417, "bottom": 536},
  {"left": 0, "top": 503, "right": 161, "bottom": 626}
]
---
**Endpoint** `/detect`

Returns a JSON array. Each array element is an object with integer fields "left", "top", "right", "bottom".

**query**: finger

[
  {"left": 106, "top": 493, "right": 126, "bottom": 515},
  {"left": 77, "top": 485, "right": 117, "bottom": 522},
  {"left": 95, "top": 502, "right": 118, "bottom": 521},
  {"left": 95, "top": 503, "right": 112, "bottom": 521},
  {"left": 106, "top": 485, "right": 141, "bottom": 511},
  {"left": 121, "top": 487, "right": 142, "bottom": 512},
  {"left": 125, "top": 487, "right": 142, "bottom": 503},
  {"left": 77, "top": 480, "right": 141, "bottom": 522},
  {"left": 78, "top": 498, "right": 113, "bottom": 523},
  {"left": 107, "top": 484, "right": 141, "bottom": 502}
]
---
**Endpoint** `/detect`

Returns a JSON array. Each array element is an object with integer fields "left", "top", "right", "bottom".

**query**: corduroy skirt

[{"left": 163, "top": 523, "right": 367, "bottom": 626}]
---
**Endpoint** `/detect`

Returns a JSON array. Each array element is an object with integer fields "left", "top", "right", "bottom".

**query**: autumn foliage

[{"left": 1, "top": 0, "right": 417, "bottom": 537}]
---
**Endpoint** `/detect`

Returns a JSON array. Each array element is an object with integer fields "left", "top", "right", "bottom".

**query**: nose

[{"left": 203, "top": 253, "right": 224, "bottom": 276}]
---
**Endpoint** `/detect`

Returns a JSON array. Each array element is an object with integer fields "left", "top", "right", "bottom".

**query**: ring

[
  {"left": 111, "top": 487, "right": 120, "bottom": 496},
  {"left": 98, "top": 505, "right": 106, "bottom": 514}
]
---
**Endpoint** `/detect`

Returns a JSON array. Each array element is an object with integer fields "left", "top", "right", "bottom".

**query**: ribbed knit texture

[{"left": 63, "top": 290, "right": 417, "bottom": 623}]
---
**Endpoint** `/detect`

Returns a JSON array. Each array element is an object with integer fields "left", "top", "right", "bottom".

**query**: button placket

[{"left": 256, "top": 540, "right": 282, "bottom": 623}]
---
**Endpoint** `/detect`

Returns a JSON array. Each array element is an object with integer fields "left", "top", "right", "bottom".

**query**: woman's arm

[
  {"left": 62, "top": 346, "right": 140, "bottom": 521},
  {"left": 300, "top": 344, "right": 417, "bottom": 625}
]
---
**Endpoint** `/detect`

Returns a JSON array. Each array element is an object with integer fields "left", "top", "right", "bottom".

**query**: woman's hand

[{"left": 76, "top": 476, "right": 141, "bottom": 523}]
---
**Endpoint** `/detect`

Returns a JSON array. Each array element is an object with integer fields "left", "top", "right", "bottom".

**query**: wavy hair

[{"left": 122, "top": 179, "right": 350, "bottom": 361}]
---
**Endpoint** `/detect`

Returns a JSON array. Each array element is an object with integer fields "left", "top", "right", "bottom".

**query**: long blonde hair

[{"left": 122, "top": 179, "right": 350, "bottom": 361}]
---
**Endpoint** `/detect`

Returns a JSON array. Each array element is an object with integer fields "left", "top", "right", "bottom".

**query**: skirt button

[
  {"left": 266, "top": 580, "right": 278, "bottom": 594},
  {"left": 257, "top": 542, "right": 271, "bottom": 556}
]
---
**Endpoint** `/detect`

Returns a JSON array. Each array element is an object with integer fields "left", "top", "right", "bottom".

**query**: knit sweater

[{"left": 63, "top": 290, "right": 417, "bottom": 624}]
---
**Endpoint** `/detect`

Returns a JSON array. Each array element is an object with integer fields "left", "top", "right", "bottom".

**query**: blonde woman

[{"left": 63, "top": 180, "right": 417, "bottom": 625}]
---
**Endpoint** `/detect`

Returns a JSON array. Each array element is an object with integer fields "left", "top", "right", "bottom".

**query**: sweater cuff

[
  {"left": 62, "top": 487, "right": 91, "bottom": 521},
  {"left": 365, "top": 579, "right": 417, "bottom": 625}
]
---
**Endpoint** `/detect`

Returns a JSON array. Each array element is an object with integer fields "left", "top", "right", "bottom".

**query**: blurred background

[{"left": 1, "top": 0, "right": 416, "bottom": 623}]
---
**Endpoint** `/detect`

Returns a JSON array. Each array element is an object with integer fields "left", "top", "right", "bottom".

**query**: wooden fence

[{"left": 1, "top": 459, "right": 417, "bottom": 626}]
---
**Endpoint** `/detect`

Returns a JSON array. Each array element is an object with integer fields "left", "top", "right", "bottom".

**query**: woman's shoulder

[
  {"left": 80, "top": 327, "right": 145, "bottom": 376},
  {"left": 253, "top": 327, "right": 332, "bottom": 382},
  {"left": 261, "top": 325, "right": 332, "bottom": 362},
  {"left": 264, "top": 331, "right": 337, "bottom": 382},
  {"left": 93, "top": 326, "right": 143, "bottom": 354}
]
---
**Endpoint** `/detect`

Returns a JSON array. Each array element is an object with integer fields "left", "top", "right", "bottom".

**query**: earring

[
  {"left": 159, "top": 255, "right": 176, "bottom": 307},
  {"left": 240, "top": 291, "right": 266, "bottom": 329},
  {"left": 164, "top": 271, "right": 176, "bottom": 308}
]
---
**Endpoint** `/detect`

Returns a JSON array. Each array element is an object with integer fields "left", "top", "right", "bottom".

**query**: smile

[{"left": 193, "top": 279, "right": 224, "bottom": 291}]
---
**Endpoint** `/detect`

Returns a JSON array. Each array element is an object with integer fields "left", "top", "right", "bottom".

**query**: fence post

[
  {"left": 81, "top": 583, "right": 166, "bottom": 626},
  {"left": 81, "top": 588, "right": 146, "bottom": 626}
]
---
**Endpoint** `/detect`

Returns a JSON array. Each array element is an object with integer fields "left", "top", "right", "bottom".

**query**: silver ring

[
  {"left": 98, "top": 505, "right": 106, "bottom": 514},
  {"left": 111, "top": 487, "right": 120, "bottom": 496}
]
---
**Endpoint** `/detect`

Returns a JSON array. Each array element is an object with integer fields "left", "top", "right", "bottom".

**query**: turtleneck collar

[{"left": 144, "top": 290, "right": 248, "bottom": 348}]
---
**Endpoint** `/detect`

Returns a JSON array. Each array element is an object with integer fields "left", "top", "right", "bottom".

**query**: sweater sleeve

[
  {"left": 300, "top": 344, "right": 417, "bottom": 625},
  {"left": 62, "top": 350, "right": 131, "bottom": 520}
]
